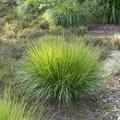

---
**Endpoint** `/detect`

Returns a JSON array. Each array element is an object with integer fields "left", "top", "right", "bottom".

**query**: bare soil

[{"left": 89, "top": 25, "right": 120, "bottom": 39}]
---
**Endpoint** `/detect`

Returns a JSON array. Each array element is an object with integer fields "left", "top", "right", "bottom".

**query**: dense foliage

[
  {"left": 96, "top": 0, "right": 120, "bottom": 24},
  {"left": 16, "top": 0, "right": 120, "bottom": 25},
  {"left": 48, "top": 2, "right": 91, "bottom": 28},
  {"left": 17, "top": 0, "right": 40, "bottom": 15},
  {"left": 18, "top": 36, "right": 101, "bottom": 105},
  {"left": 17, "top": 0, "right": 65, "bottom": 15}
]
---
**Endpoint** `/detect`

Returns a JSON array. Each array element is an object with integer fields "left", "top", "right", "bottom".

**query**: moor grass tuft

[{"left": 18, "top": 37, "right": 101, "bottom": 105}]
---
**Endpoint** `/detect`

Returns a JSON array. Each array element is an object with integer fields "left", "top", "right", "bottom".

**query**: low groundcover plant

[{"left": 18, "top": 37, "right": 101, "bottom": 105}]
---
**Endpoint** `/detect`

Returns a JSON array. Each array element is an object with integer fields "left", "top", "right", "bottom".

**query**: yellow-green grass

[{"left": 18, "top": 36, "right": 102, "bottom": 105}]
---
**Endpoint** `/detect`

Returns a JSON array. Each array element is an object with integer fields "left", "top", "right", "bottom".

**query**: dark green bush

[
  {"left": 96, "top": 0, "right": 120, "bottom": 24},
  {"left": 18, "top": 36, "right": 101, "bottom": 105},
  {"left": 48, "top": 1, "right": 91, "bottom": 28},
  {"left": 82, "top": 0, "right": 97, "bottom": 18}
]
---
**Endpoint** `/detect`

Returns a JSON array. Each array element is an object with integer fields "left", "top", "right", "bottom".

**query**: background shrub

[
  {"left": 0, "top": 0, "right": 17, "bottom": 6},
  {"left": 17, "top": 0, "right": 55, "bottom": 16},
  {"left": 18, "top": 36, "right": 101, "bottom": 105},
  {"left": 96, "top": 0, "right": 120, "bottom": 24},
  {"left": 17, "top": 0, "right": 40, "bottom": 15},
  {"left": 82, "top": 0, "right": 97, "bottom": 22},
  {"left": 48, "top": 1, "right": 91, "bottom": 28}
]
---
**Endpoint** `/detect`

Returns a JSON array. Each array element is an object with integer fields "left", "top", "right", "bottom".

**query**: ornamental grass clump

[
  {"left": 19, "top": 37, "right": 101, "bottom": 105},
  {"left": 48, "top": 1, "right": 91, "bottom": 28}
]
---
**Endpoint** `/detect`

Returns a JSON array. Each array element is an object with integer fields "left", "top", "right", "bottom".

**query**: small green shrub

[
  {"left": 18, "top": 36, "right": 101, "bottom": 105},
  {"left": 17, "top": 0, "right": 40, "bottom": 15},
  {"left": 17, "top": 0, "right": 51, "bottom": 16},
  {"left": 48, "top": 2, "right": 91, "bottom": 28},
  {"left": 96, "top": 0, "right": 120, "bottom": 24}
]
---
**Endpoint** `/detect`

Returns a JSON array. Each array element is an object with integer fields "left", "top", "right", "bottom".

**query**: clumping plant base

[{"left": 19, "top": 37, "right": 101, "bottom": 105}]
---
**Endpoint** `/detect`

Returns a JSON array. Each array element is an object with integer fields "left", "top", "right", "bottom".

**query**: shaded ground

[{"left": 89, "top": 25, "right": 120, "bottom": 37}]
